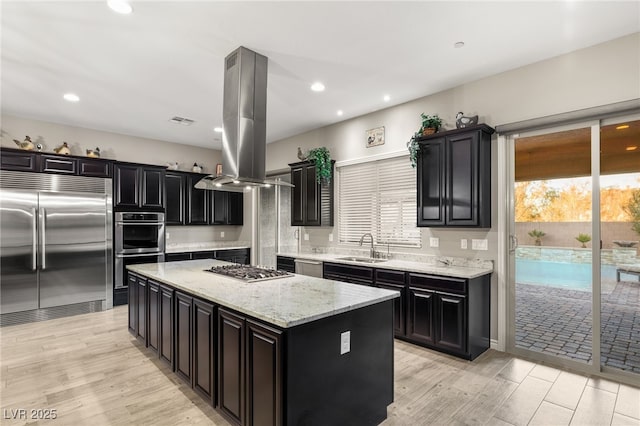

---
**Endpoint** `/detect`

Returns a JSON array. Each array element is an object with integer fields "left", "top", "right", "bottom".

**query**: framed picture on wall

[{"left": 366, "top": 126, "right": 385, "bottom": 148}]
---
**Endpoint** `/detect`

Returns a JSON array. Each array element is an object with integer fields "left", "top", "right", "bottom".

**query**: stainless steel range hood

[{"left": 196, "top": 46, "right": 292, "bottom": 192}]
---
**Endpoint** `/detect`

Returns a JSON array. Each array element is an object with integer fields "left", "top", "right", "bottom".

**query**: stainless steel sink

[{"left": 335, "top": 256, "right": 387, "bottom": 264}]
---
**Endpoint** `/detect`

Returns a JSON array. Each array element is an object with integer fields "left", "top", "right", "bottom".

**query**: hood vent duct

[{"left": 196, "top": 46, "right": 293, "bottom": 192}]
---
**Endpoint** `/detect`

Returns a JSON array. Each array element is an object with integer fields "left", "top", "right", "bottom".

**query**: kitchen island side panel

[{"left": 285, "top": 300, "right": 394, "bottom": 426}]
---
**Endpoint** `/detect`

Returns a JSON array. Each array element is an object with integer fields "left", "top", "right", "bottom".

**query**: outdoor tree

[{"left": 624, "top": 188, "right": 640, "bottom": 235}]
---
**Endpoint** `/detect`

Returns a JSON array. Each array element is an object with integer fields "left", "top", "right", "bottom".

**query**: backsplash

[{"left": 166, "top": 225, "right": 244, "bottom": 246}]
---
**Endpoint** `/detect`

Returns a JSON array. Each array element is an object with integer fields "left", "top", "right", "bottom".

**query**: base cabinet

[
  {"left": 193, "top": 298, "right": 216, "bottom": 404},
  {"left": 175, "top": 291, "right": 193, "bottom": 384},
  {"left": 406, "top": 286, "right": 435, "bottom": 345},
  {"left": 159, "top": 284, "right": 174, "bottom": 366},
  {"left": 218, "top": 309, "right": 246, "bottom": 424},
  {"left": 148, "top": 281, "right": 160, "bottom": 354}
]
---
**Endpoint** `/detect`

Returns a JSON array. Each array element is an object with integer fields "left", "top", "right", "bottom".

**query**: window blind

[{"left": 338, "top": 155, "right": 421, "bottom": 248}]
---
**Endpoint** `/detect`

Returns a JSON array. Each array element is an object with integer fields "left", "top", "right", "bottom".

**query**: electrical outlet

[
  {"left": 220, "top": 231, "right": 225, "bottom": 238},
  {"left": 166, "top": 232, "right": 170, "bottom": 240},
  {"left": 471, "top": 239, "right": 488, "bottom": 250},
  {"left": 429, "top": 237, "right": 439, "bottom": 248},
  {"left": 304, "top": 233, "right": 309, "bottom": 241},
  {"left": 329, "top": 233, "right": 333, "bottom": 242},
  {"left": 340, "top": 331, "right": 351, "bottom": 355},
  {"left": 460, "top": 239, "right": 467, "bottom": 249}
]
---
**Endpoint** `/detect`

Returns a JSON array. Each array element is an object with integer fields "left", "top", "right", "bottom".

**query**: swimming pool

[{"left": 515, "top": 259, "right": 617, "bottom": 290}]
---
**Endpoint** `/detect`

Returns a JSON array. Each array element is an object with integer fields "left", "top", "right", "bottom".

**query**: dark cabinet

[
  {"left": 417, "top": 124, "right": 493, "bottom": 228},
  {"left": 187, "top": 174, "right": 209, "bottom": 225},
  {"left": 218, "top": 308, "right": 283, "bottom": 426},
  {"left": 247, "top": 319, "right": 283, "bottom": 426},
  {"left": 175, "top": 291, "right": 193, "bottom": 384},
  {"left": 323, "top": 262, "right": 374, "bottom": 286},
  {"left": 78, "top": 159, "right": 111, "bottom": 178},
  {"left": 216, "top": 248, "right": 250, "bottom": 265},
  {"left": 193, "top": 298, "right": 216, "bottom": 405},
  {"left": 406, "top": 273, "right": 478, "bottom": 358},
  {"left": 289, "top": 160, "right": 334, "bottom": 226},
  {"left": 276, "top": 256, "right": 295, "bottom": 273},
  {"left": 136, "top": 277, "right": 148, "bottom": 345},
  {"left": 165, "top": 172, "right": 186, "bottom": 225},
  {"left": 148, "top": 281, "right": 160, "bottom": 354},
  {"left": 165, "top": 252, "right": 192, "bottom": 262},
  {"left": 114, "top": 164, "right": 164, "bottom": 211},
  {"left": 211, "top": 191, "right": 244, "bottom": 225},
  {"left": 0, "top": 149, "right": 38, "bottom": 172},
  {"left": 159, "top": 284, "right": 174, "bottom": 366},
  {"left": 218, "top": 308, "right": 246, "bottom": 425},
  {"left": 128, "top": 273, "right": 138, "bottom": 335},
  {"left": 192, "top": 251, "right": 215, "bottom": 260},
  {"left": 375, "top": 269, "right": 406, "bottom": 337},
  {"left": 41, "top": 155, "right": 77, "bottom": 175}
]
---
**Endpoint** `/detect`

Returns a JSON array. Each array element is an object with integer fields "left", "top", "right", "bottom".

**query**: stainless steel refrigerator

[{"left": 0, "top": 171, "right": 112, "bottom": 324}]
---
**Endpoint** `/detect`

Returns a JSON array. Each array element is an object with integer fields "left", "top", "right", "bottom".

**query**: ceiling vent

[{"left": 169, "top": 116, "right": 195, "bottom": 126}]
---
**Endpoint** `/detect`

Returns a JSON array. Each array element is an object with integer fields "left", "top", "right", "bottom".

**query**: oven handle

[{"left": 116, "top": 253, "right": 164, "bottom": 258}]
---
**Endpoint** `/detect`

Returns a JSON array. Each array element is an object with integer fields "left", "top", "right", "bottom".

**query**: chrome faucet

[{"left": 359, "top": 233, "right": 375, "bottom": 258}]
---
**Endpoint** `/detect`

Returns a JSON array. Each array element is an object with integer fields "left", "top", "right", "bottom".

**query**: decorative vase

[{"left": 422, "top": 128, "right": 436, "bottom": 136}]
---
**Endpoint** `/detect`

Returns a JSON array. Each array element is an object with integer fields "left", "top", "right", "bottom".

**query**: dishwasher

[{"left": 294, "top": 259, "right": 324, "bottom": 278}]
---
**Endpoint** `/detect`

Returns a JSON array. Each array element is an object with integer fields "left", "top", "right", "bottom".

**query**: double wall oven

[{"left": 115, "top": 212, "right": 165, "bottom": 290}]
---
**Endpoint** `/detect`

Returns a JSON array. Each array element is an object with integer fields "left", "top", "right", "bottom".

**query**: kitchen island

[{"left": 127, "top": 259, "right": 399, "bottom": 426}]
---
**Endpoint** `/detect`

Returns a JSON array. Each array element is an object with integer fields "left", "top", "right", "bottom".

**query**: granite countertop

[
  {"left": 277, "top": 252, "right": 493, "bottom": 279},
  {"left": 128, "top": 259, "right": 399, "bottom": 328},
  {"left": 165, "top": 242, "right": 251, "bottom": 253}
]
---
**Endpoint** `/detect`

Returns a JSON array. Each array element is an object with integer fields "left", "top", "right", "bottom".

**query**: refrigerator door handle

[
  {"left": 32, "top": 208, "right": 37, "bottom": 270},
  {"left": 39, "top": 208, "right": 46, "bottom": 270}
]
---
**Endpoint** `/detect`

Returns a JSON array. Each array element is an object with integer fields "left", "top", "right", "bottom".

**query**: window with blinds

[{"left": 338, "top": 155, "right": 421, "bottom": 247}]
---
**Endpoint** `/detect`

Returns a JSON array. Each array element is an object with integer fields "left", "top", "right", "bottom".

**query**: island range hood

[{"left": 196, "top": 46, "right": 292, "bottom": 192}]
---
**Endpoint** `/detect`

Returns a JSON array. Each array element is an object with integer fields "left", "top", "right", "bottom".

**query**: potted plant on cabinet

[
  {"left": 407, "top": 113, "right": 444, "bottom": 168},
  {"left": 307, "top": 147, "right": 332, "bottom": 184}
]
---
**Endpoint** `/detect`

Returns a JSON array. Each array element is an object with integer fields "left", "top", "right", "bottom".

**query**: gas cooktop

[{"left": 205, "top": 264, "right": 294, "bottom": 282}]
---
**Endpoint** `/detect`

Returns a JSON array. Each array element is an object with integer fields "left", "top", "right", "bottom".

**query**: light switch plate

[
  {"left": 220, "top": 231, "right": 225, "bottom": 238},
  {"left": 429, "top": 237, "right": 439, "bottom": 248},
  {"left": 329, "top": 233, "right": 333, "bottom": 242},
  {"left": 340, "top": 331, "right": 351, "bottom": 355},
  {"left": 304, "top": 233, "right": 309, "bottom": 241},
  {"left": 460, "top": 239, "right": 467, "bottom": 249},
  {"left": 472, "top": 239, "right": 488, "bottom": 250},
  {"left": 166, "top": 232, "right": 171, "bottom": 240}
]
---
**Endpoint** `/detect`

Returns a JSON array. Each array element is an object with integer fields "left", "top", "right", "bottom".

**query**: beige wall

[
  {"left": 1, "top": 114, "right": 222, "bottom": 173},
  {"left": 266, "top": 33, "right": 640, "bottom": 342}
]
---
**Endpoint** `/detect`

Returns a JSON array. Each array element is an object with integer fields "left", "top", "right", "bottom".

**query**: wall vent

[{"left": 169, "top": 116, "right": 196, "bottom": 126}]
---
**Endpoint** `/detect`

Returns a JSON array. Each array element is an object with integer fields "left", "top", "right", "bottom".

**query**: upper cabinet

[
  {"left": 114, "top": 163, "right": 165, "bottom": 211},
  {"left": 164, "top": 171, "right": 243, "bottom": 226},
  {"left": 1, "top": 147, "right": 111, "bottom": 178},
  {"left": 289, "top": 160, "right": 334, "bottom": 226},
  {"left": 417, "top": 124, "right": 494, "bottom": 228}
]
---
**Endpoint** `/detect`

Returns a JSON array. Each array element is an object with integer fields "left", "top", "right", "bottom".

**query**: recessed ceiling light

[
  {"left": 63, "top": 93, "right": 80, "bottom": 102},
  {"left": 337, "top": 110, "right": 343, "bottom": 116},
  {"left": 616, "top": 124, "right": 630, "bottom": 130},
  {"left": 214, "top": 127, "right": 223, "bottom": 133},
  {"left": 626, "top": 146, "right": 637, "bottom": 151},
  {"left": 107, "top": 0, "right": 133, "bottom": 14},
  {"left": 454, "top": 41, "right": 465, "bottom": 48},
  {"left": 311, "top": 82, "right": 325, "bottom": 92},
  {"left": 383, "top": 95, "right": 390, "bottom": 102}
]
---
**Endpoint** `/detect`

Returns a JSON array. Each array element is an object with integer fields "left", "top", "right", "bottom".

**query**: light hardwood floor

[{"left": 1, "top": 307, "right": 638, "bottom": 425}]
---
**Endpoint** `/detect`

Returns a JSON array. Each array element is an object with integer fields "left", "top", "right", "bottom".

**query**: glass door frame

[{"left": 504, "top": 117, "right": 639, "bottom": 383}]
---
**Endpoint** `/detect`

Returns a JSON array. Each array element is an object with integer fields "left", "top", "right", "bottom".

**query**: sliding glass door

[{"left": 508, "top": 115, "right": 640, "bottom": 379}]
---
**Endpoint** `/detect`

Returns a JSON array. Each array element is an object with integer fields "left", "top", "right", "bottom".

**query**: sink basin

[{"left": 335, "top": 256, "right": 387, "bottom": 264}]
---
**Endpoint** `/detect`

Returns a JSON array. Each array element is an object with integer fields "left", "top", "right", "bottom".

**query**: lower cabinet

[
  {"left": 193, "top": 298, "right": 216, "bottom": 405},
  {"left": 275, "top": 256, "right": 295, "bottom": 273},
  {"left": 131, "top": 282, "right": 282, "bottom": 425},
  {"left": 407, "top": 287, "right": 435, "bottom": 345},
  {"left": 323, "top": 262, "right": 374, "bottom": 286},
  {"left": 175, "top": 291, "right": 193, "bottom": 384},
  {"left": 165, "top": 248, "right": 250, "bottom": 265},
  {"left": 375, "top": 269, "right": 406, "bottom": 337}
]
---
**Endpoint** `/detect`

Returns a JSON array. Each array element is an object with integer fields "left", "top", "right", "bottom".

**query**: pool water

[{"left": 515, "top": 259, "right": 617, "bottom": 291}]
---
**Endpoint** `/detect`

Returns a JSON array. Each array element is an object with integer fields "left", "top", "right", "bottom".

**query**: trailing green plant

[
  {"left": 576, "top": 233, "right": 591, "bottom": 248},
  {"left": 528, "top": 229, "right": 546, "bottom": 246},
  {"left": 407, "top": 113, "right": 443, "bottom": 168},
  {"left": 307, "top": 147, "right": 332, "bottom": 184},
  {"left": 624, "top": 189, "right": 640, "bottom": 236}
]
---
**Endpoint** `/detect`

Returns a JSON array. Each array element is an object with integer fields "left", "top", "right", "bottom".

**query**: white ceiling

[{"left": 2, "top": 1, "right": 639, "bottom": 150}]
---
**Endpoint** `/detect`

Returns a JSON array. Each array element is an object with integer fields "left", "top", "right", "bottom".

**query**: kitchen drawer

[
  {"left": 323, "top": 262, "right": 374, "bottom": 286},
  {"left": 41, "top": 155, "right": 77, "bottom": 175},
  {"left": 1, "top": 150, "right": 38, "bottom": 172},
  {"left": 79, "top": 159, "right": 111, "bottom": 178},
  {"left": 192, "top": 251, "right": 215, "bottom": 260},
  {"left": 166, "top": 252, "right": 192, "bottom": 262},
  {"left": 375, "top": 268, "right": 406, "bottom": 285},
  {"left": 408, "top": 273, "right": 467, "bottom": 295}
]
